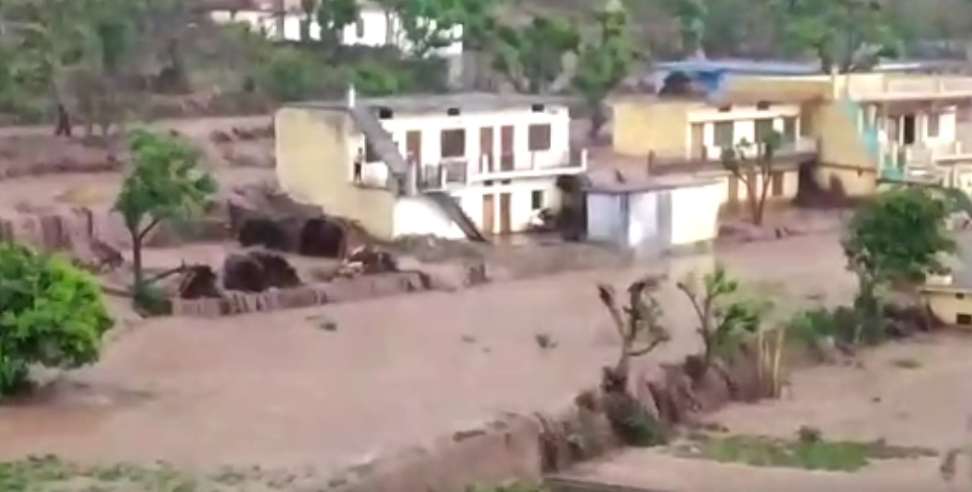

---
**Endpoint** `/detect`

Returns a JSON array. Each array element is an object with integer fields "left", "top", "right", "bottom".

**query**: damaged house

[{"left": 275, "top": 89, "right": 588, "bottom": 241}]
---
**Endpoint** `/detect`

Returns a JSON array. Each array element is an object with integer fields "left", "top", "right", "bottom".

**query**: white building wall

[
  {"left": 208, "top": 7, "right": 462, "bottom": 55},
  {"left": 627, "top": 192, "right": 659, "bottom": 249},
  {"left": 381, "top": 105, "right": 572, "bottom": 172},
  {"left": 587, "top": 194, "right": 624, "bottom": 244},
  {"left": 450, "top": 177, "right": 561, "bottom": 234},
  {"left": 670, "top": 182, "right": 723, "bottom": 246},
  {"left": 393, "top": 196, "right": 466, "bottom": 239},
  {"left": 690, "top": 104, "right": 801, "bottom": 159}
]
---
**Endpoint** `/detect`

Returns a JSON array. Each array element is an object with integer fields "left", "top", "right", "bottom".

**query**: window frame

[
  {"left": 440, "top": 129, "right": 466, "bottom": 159},
  {"left": 531, "top": 190, "right": 544, "bottom": 210},
  {"left": 528, "top": 124, "right": 552, "bottom": 152},
  {"left": 714, "top": 121, "right": 734, "bottom": 148}
]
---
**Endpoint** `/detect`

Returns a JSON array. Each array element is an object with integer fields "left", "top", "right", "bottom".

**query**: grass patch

[
  {"left": 891, "top": 358, "right": 923, "bottom": 370},
  {"left": 0, "top": 455, "right": 210, "bottom": 492},
  {"left": 677, "top": 432, "right": 937, "bottom": 472}
]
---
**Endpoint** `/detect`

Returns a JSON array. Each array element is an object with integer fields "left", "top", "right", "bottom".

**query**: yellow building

[
  {"left": 612, "top": 94, "right": 814, "bottom": 207},
  {"left": 726, "top": 73, "right": 972, "bottom": 197},
  {"left": 613, "top": 72, "right": 972, "bottom": 200}
]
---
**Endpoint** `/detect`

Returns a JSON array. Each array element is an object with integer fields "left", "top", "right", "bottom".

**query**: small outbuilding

[{"left": 585, "top": 177, "right": 724, "bottom": 256}]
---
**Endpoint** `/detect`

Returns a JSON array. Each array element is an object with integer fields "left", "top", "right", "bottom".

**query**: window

[
  {"left": 928, "top": 113, "right": 941, "bottom": 138},
  {"left": 958, "top": 313, "right": 972, "bottom": 326},
  {"left": 531, "top": 190, "right": 544, "bottom": 210},
  {"left": 529, "top": 124, "right": 552, "bottom": 151},
  {"left": 440, "top": 129, "right": 466, "bottom": 158},
  {"left": 714, "top": 121, "right": 734, "bottom": 147},
  {"left": 957, "top": 293, "right": 966, "bottom": 300},
  {"left": 783, "top": 117, "right": 797, "bottom": 144},
  {"left": 755, "top": 118, "right": 775, "bottom": 144},
  {"left": 771, "top": 171, "right": 784, "bottom": 197},
  {"left": 355, "top": 17, "right": 365, "bottom": 38}
]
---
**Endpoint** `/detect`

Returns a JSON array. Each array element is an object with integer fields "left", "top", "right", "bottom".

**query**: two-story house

[
  {"left": 611, "top": 94, "right": 818, "bottom": 209},
  {"left": 725, "top": 73, "right": 972, "bottom": 197},
  {"left": 275, "top": 89, "right": 587, "bottom": 240}
]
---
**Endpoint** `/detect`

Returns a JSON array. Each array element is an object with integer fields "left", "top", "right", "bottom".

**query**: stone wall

[{"left": 172, "top": 271, "right": 428, "bottom": 317}]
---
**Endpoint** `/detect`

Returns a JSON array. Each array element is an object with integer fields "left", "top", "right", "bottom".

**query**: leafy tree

[
  {"left": 395, "top": 0, "right": 466, "bottom": 58},
  {"left": 493, "top": 16, "right": 579, "bottom": 94},
  {"left": 256, "top": 47, "right": 322, "bottom": 101},
  {"left": 678, "top": 266, "right": 766, "bottom": 369},
  {"left": 597, "top": 277, "right": 670, "bottom": 446},
  {"left": 0, "top": 243, "right": 113, "bottom": 396},
  {"left": 843, "top": 187, "right": 955, "bottom": 342},
  {"left": 663, "top": 0, "right": 707, "bottom": 57},
  {"left": 114, "top": 130, "right": 217, "bottom": 293},
  {"left": 720, "top": 131, "right": 784, "bottom": 226},
  {"left": 771, "top": 0, "right": 899, "bottom": 73},
  {"left": 573, "top": 0, "right": 635, "bottom": 140}
]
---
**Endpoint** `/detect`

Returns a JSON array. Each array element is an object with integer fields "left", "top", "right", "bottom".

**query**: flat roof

[
  {"left": 585, "top": 175, "right": 721, "bottom": 194},
  {"left": 289, "top": 92, "right": 574, "bottom": 115}
]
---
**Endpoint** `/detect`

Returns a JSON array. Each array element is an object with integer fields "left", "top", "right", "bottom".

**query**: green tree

[
  {"left": 0, "top": 243, "right": 113, "bottom": 396},
  {"left": 720, "top": 131, "right": 784, "bottom": 226},
  {"left": 678, "top": 266, "right": 766, "bottom": 369},
  {"left": 256, "top": 47, "right": 322, "bottom": 101},
  {"left": 316, "top": 0, "right": 361, "bottom": 49},
  {"left": 772, "top": 0, "right": 899, "bottom": 73},
  {"left": 396, "top": 0, "right": 466, "bottom": 58},
  {"left": 573, "top": 1, "right": 635, "bottom": 140},
  {"left": 663, "top": 0, "right": 707, "bottom": 57},
  {"left": 843, "top": 187, "right": 955, "bottom": 341},
  {"left": 493, "top": 16, "right": 579, "bottom": 94},
  {"left": 114, "top": 130, "right": 217, "bottom": 293}
]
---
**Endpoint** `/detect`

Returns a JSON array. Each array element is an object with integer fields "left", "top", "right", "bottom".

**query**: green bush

[
  {"left": 788, "top": 305, "right": 883, "bottom": 349},
  {"left": 0, "top": 243, "right": 113, "bottom": 396},
  {"left": 256, "top": 48, "right": 324, "bottom": 102}
]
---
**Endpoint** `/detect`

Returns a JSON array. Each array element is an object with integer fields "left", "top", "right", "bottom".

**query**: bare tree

[
  {"left": 720, "top": 131, "right": 784, "bottom": 226},
  {"left": 597, "top": 276, "right": 670, "bottom": 393}
]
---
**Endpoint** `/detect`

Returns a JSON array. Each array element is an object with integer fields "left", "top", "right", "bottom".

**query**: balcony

[
  {"left": 844, "top": 74, "right": 972, "bottom": 102},
  {"left": 649, "top": 136, "right": 818, "bottom": 175},
  {"left": 469, "top": 148, "right": 588, "bottom": 182},
  {"left": 416, "top": 159, "right": 468, "bottom": 191}
]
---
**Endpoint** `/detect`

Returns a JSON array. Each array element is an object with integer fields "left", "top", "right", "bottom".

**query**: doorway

[
  {"left": 406, "top": 131, "right": 422, "bottom": 164},
  {"left": 482, "top": 194, "right": 495, "bottom": 235},
  {"left": 499, "top": 192, "right": 512, "bottom": 234},
  {"left": 903, "top": 114, "right": 916, "bottom": 145}
]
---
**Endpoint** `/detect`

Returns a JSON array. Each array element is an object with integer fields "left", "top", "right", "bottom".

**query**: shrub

[
  {"left": 789, "top": 305, "right": 882, "bottom": 350},
  {"left": 0, "top": 243, "right": 113, "bottom": 396},
  {"left": 352, "top": 61, "right": 408, "bottom": 96},
  {"left": 256, "top": 48, "right": 324, "bottom": 102}
]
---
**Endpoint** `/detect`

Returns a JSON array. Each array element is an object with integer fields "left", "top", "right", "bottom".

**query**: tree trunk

[
  {"left": 131, "top": 231, "right": 144, "bottom": 290},
  {"left": 589, "top": 102, "right": 606, "bottom": 141}
]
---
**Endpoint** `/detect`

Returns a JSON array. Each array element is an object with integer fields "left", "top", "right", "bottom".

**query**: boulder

[
  {"left": 250, "top": 251, "right": 301, "bottom": 289},
  {"left": 179, "top": 266, "right": 221, "bottom": 300},
  {"left": 238, "top": 218, "right": 291, "bottom": 251},
  {"left": 224, "top": 254, "right": 266, "bottom": 293},
  {"left": 299, "top": 218, "right": 345, "bottom": 258},
  {"left": 347, "top": 245, "right": 397, "bottom": 274}
]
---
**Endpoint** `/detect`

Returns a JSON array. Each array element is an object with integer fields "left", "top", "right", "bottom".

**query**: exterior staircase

[{"left": 423, "top": 191, "right": 488, "bottom": 242}]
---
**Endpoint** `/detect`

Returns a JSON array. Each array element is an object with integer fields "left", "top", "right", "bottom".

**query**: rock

[
  {"left": 239, "top": 219, "right": 290, "bottom": 251},
  {"left": 347, "top": 246, "right": 397, "bottom": 274},
  {"left": 691, "top": 364, "right": 732, "bottom": 413},
  {"left": 298, "top": 218, "right": 345, "bottom": 258},
  {"left": 223, "top": 251, "right": 300, "bottom": 293},
  {"left": 178, "top": 266, "right": 221, "bottom": 300},
  {"left": 722, "top": 353, "right": 764, "bottom": 403},
  {"left": 224, "top": 254, "right": 266, "bottom": 293}
]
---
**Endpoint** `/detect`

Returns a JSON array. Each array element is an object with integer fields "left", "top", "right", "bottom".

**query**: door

[
  {"left": 499, "top": 193, "right": 512, "bottom": 234},
  {"left": 406, "top": 130, "right": 422, "bottom": 164},
  {"left": 480, "top": 127, "right": 494, "bottom": 172},
  {"left": 482, "top": 194, "right": 495, "bottom": 235},
  {"left": 500, "top": 125, "right": 514, "bottom": 171},
  {"left": 903, "top": 114, "right": 916, "bottom": 145},
  {"left": 691, "top": 123, "right": 705, "bottom": 159}
]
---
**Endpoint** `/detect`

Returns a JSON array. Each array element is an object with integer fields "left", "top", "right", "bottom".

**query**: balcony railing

[
  {"left": 417, "top": 159, "right": 468, "bottom": 191},
  {"left": 472, "top": 148, "right": 588, "bottom": 180}
]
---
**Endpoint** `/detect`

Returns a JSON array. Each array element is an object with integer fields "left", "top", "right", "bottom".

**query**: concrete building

[
  {"left": 275, "top": 90, "right": 587, "bottom": 241},
  {"left": 586, "top": 177, "right": 723, "bottom": 256},
  {"left": 724, "top": 73, "right": 972, "bottom": 197},
  {"left": 611, "top": 95, "right": 813, "bottom": 209},
  {"left": 204, "top": 0, "right": 463, "bottom": 57}
]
